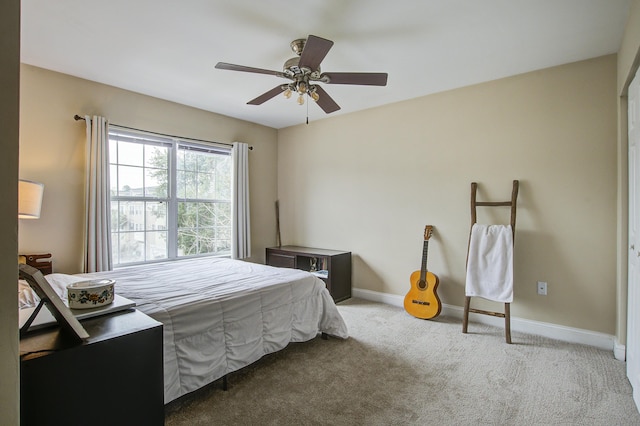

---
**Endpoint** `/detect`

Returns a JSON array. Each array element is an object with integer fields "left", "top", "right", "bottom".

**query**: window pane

[
  {"left": 217, "top": 241, "right": 231, "bottom": 254},
  {"left": 111, "top": 232, "right": 119, "bottom": 265},
  {"left": 146, "top": 231, "right": 167, "bottom": 260},
  {"left": 197, "top": 153, "right": 216, "bottom": 172},
  {"left": 109, "top": 141, "right": 118, "bottom": 165},
  {"left": 119, "top": 232, "right": 145, "bottom": 263},
  {"left": 111, "top": 202, "right": 120, "bottom": 232},
  {"left": 178, "top": 202, "right": 197, "bottom": 228},
  {"left": 216, "top": 225, "right": 231, "bottom": 241},
  {"left": 197, "top": 172, "right": 215, "bottom": 199},
  {"left": 197, "top": 228, "right": 214, "bottom": 254},
  {"left": 145, "top": 144, "right": 169, "bottom": 198},
  {"left": 176, "top": 171, "right": 185, "bottom": 199},
  {"left": 145, "top": 145, "right": 168, "bottom": 168},
  {"left": 110, "top": 164, "right": 118, "bottom": 196},
  {"left": 118, "top": 141, "right": 144, "bottom": 167},
  {"left": 215, "top": 229, "right": 231, "bottom": 253},
  {"left": 176, "top": 149, "right": 185, "bottom": 171},
  {"left": 180, "top": 171, "right": 197, "bottom": 199},
  {"left": 118, "top": 165, "right": 144, "bottom": 196},
  {"left": 177, "top": 229, "right": 198, "bottom": 256},
  {"left": 119, "top": 201, "right": 144, "bottom": 231},
  {"left": 180, "top": 150, "right": 197, "bottom": 172},
  {"left": 198, "top": 203, "right": 214, "bottom": 227},
  {"left": 145, "top": 168, "right": 167, "bottom": 198},
  {"left": 215, "top": 158, "right": 231, "bottom": 199},
  {"left": 146, "top": 202, "right": 167, "bottom": 230},
  {"left": 175, "top": 200, "right": 231, "bottom": 256},
  {"left": 215, "top": 202, "right": 231, "bottom": 226}
]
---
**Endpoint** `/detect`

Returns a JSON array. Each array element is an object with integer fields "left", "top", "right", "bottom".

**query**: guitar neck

[{"left": 420, "top": 240, "right": 429, "bottom": 281}]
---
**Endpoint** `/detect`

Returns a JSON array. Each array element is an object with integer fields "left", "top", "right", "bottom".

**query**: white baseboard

[
  {"left": 352, "top": 287, "right": 618, "bottom": 353},
  {"left": 614, "top": 339, "right": 627, "bottom": 361}
]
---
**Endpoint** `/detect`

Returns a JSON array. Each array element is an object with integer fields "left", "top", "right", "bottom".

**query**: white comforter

[{"left": 44, "top": 257, "right": 348, "bottom": 403}]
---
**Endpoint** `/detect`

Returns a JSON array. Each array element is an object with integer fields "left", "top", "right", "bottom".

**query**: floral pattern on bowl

[{"left": 67, "top": 279, "right": 115, "bottom": 309}]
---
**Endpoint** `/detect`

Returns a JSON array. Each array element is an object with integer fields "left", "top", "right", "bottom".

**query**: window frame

[{"left": 108, "top": 127, "right": 232, "bottom": 267}]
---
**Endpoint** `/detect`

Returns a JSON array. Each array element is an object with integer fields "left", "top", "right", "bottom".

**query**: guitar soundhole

[
  {"left": 418, "top": 280, "right": 427, "bottom": 290},
  {"left": 411, "top": 299, "right": 430, "bottom": 306}
]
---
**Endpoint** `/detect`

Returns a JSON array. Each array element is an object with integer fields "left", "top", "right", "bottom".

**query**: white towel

[{"left": 465, "top": 224, "right": 514, "bottom": 303}]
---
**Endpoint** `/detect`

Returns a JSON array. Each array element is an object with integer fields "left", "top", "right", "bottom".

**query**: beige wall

[
  {"left": 0, "top": 0, "right": 20, "bottom": 423},
  {"left": 278, "top": 55, "right": 618, "bottom": 334},
  {"left": 19, "top": 65, "right": 279, "bottom": 273}
]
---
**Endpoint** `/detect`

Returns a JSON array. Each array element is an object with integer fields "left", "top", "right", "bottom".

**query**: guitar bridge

[{"left": 411, "top": 300, "right": 430, "bottom": 306}]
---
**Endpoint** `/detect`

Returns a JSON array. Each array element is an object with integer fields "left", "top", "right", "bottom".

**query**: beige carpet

[{"left": 165, "top": 298, "right": 640, "bottom": 425}]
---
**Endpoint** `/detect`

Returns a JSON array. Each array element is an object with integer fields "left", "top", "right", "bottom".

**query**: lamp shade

[{"left": 18, "top": 179, "right": 44, "bottom": 219}]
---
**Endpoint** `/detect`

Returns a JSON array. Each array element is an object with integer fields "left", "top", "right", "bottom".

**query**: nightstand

[{"left": 20, "top": 309, "right": 164, "bottom": 426}]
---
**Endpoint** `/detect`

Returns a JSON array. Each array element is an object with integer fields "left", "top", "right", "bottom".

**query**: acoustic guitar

[{"left": 404, "top": 225, "right": 442, "bottom": 319}]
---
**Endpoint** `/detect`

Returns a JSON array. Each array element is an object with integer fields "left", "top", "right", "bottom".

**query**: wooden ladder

[{"left": 462, "top": 180, "right": 519, "bottom": 343}]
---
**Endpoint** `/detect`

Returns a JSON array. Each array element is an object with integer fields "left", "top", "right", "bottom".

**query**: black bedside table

[{"left": 20, "top": 309, "right": 164, "bottom": 426}]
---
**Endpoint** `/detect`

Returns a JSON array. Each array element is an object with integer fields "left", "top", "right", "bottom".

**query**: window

[{"left": 109, "top": 129, "right": 231, "bottom": 266}]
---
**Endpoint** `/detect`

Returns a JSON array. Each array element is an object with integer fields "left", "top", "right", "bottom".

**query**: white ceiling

[{"left": 21, "top": 0, "right": 630, "bottom": 129}]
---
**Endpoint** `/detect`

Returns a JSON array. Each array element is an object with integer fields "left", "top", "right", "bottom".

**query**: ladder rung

[
  {"left": 468, "top": 308, "right": 506, "bottom": 318},
  {"left": 475, "top": 201, "right": 513, "bottom": 207}
]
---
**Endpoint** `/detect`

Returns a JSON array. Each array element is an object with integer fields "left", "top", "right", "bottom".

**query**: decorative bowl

[{"left": 67, "top": 279, "right": 115, "bottom": 309}]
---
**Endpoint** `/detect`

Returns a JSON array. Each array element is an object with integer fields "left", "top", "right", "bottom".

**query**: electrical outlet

[{"left": 537, "top": 281, "right": 547, "bottom": 296}]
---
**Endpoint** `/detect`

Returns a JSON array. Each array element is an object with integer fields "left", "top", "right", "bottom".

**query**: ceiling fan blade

[
  {"left": 216, "top": 62, "right": 287, "bottom": 79},
  {"left": 321, "top": 72, "right": 388, "bottom": 86},
  {"left": 247, "top": 86, "right": 286, "bottom": 105},
  {"left": 298, "top": 35, "right": 334, "bottom": 71},
  {"left": 313, "top": 86, "right": 341, "bottom": 114}
]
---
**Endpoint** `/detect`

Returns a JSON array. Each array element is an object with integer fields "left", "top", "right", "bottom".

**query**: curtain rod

[{"left": 73, "top": 115, "right": 252, "bottom": 150}]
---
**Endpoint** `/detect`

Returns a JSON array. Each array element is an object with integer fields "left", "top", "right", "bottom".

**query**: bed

[{"left": 20, "top": 256, "right": 349, "bottom": 403}]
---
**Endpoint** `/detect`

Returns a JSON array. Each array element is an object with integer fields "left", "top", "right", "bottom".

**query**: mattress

[{"left": 43, "top": 257, "right": 349, "bottom": 403}]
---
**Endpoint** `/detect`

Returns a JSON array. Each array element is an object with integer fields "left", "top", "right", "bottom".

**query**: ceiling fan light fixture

[
  {"left": 290, "top": 38, "right": 306, "bottom": 56},
  {"left": 216, "top": 34, "right": 387, "bottom": 115}
]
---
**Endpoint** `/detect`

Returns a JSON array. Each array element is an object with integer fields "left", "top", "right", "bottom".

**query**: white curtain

[
  {"left": 83, "top": 115, "right": 112, "bottom": 272},
  {"left": 231, "top": 142, "right": 251, "bottom": 259}
]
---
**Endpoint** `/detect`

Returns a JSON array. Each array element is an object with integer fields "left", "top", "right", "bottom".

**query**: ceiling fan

[{"left": 215, "top": 35, "right": 388, "bottom": 114}]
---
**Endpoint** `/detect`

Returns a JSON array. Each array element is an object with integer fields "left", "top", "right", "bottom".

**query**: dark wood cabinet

[
  {"left": 20, "top": 309, "right": 164, "bottom": 426},
  {"left": 266, "top": 246, "right": 351, "bottom": 302}
]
